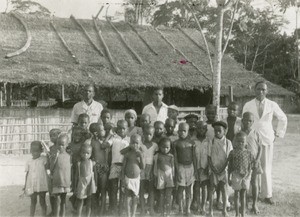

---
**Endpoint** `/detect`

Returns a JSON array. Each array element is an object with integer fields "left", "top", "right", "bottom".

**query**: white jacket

[{"left": 242, "top": 98, "right": 287, "bottom": 146}]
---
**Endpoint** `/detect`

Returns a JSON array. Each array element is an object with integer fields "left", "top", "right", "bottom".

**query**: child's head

[
  {"left": 227, "top": 102, "right": 239, "bottom": 118},
  {"left": 143, "top": 124, "right": 155, "bottom": 143},
  {"left": 80, "top": 142, "right": 92, "bottom": 160},
  {"left": 116, "top": 120, "right": 128, "bottom": 138},
  {"left": 212, "top": 121, "right": 227, "bottom": 139},
  {"left": 30, "top": 141, "right": 43, "bottom": 159},
  {"left": 178, "top": 122, "right": 189, "bottom": 139},
  {"left": 57, "top": 134, "right": 69, "bottom": 152},
  {"left": 167, "top": 105, "right": 179, "bottom": 120},
  {"left": 49, "top": 128, "right": 62, "bottom": 144},
  {"left": 196, "top": 121, "right": 207, "bottom": 138},
  {"left": 184, "top": 113, "right": 199, "bottom": 130},
  {"left": 104, "top": 122, "right": 115, "bottom": 136},
  {"left": 154, "top": 121, "right": 165, "bottom": 137},
  {"left": 72, "top": 126, "right": 84, "bottom": 143},
  {"left": 165, "top": 118, "right": 176, "bottom": 135},
  {"left": 205, "top": 104, "right": 217, "bottom": 123},
  {"left": 89, "top": 123, "right": 105, "bottom": 139},
  {"left": 159, "top": 137, "right": 171, "bottom": 155},
  {"left": 242, "top": 112, "right": 254, "bottom": 130},
  {"left": 234, "top": 132, "right": 247, "bottom": 150},
  {"left": 124, "top": 109, "right": 137, "bottom": 127},
  {"left": 101, "top": 109, "right": 111, "bottom": 125},
  {"left": 78, "top": 113, "right": 90, "bottom": 130},
  {"left": 140, "top": 113, "right": 151, "bottom": 129},
  {"left": 130, "top": 134, "right": 142, "bottom": 151},
  {"left": 152, "top": 87, "right": 164, "bottom": 104}
]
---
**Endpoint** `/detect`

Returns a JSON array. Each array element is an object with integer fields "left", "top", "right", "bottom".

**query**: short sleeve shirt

[
  {"left": 70, "top": 100, "right": 103, "bottom": 124},
  {"left": 108, "top": 134, "right": 130, "bottom": 164},
  {"left": 142, "top": 102, "right": 168, "bottom": 124}
]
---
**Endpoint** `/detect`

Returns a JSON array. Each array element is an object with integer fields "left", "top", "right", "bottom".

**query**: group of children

[{"left": 23, "top": 103, "right": 263, "bottom": 217}]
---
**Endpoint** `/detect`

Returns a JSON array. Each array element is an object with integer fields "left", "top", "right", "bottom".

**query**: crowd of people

[{"left": 22, "top": 82, "right": 287, "bottom": 217}]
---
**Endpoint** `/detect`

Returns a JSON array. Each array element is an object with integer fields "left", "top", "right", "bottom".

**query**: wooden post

[
  {"left": 228, "top": 86, "right": 233, "bottom": 102},
  {"left": 61, "top": 85, "right": 65, "bottom": 103}
]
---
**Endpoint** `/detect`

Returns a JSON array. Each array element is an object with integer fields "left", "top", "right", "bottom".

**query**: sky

[{"left": 0, "top": 0, "right": 298, "bottom": 35}]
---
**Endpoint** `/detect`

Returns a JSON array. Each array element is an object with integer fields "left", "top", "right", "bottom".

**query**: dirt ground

[{"left": 0, "top": 115, "right": 299, "bottom": 217}]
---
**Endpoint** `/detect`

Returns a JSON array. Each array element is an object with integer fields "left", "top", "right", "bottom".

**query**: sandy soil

[{"left": 0, "top": 115, "right": 299, "bottom": 217}]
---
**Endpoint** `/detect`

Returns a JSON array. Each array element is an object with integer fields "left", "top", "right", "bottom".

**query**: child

[
  {"left": 153, "top": 137, "right": 175, "bottom": 217},
  {"left": 122, "top": 134, "right": 145, "bottom": 217},
  {"left": 208, "top": 121, "right": 232, "bottom": 217},
  {"left": 174, "top": 123, "right": 196, "bottom": 215},
  {"left": 24, "top": 141, "right": 49, "bottom": 217},
  {"left": 78, "top": 113, "right": 90, "bottom": 130},
  {"left": 228, "top": 132, "right": 254, "bottom": 217},
  {"left": 101, "top": 109, "right": 112, "bottom": 126},
  {"left": 223, "top": 102, "right": 241, "bottom": 142},
  {"left": 102, "top": 120, "right": 130, "bottom": 214},
  {"left": 184, "top": 113, "right": 199, "bottom": 140},
  {"left": 165, "top": 118, "right": 178, "bottom": 142},
  {"left": 90, "top": 123, "right": 110, "bottom": 215},
  {"left": 205, "top": 105, "right": 218, "bottom": 140},
  {"left": 192, "top": 121, "right": 211, "bottom": 215},
  {"left": 76, "top": 141, "right": 97, "bottom": 217},
  {"left": 125, "top": 109, "right": 143, "bottom": 137},
  {"left": 50, "top": 134, "right": 71, "bottom": 217},
  {"left": 153, "top": 121, "right": 166, "bottom": 144},
  {"left": 139, "top": 125, "right": 158, "bottom": 215},
  {"left": 241, "top": 112, "right": 262, "bottom": 214},
  {"left": 49, "top": 129, "right": 62, "bottom": 148},
  {"left": 139, "top": 113, "right": 151, "bottom": 131},
  {"left": 167, "top": 105, "right": 179, "bottom": 131}
]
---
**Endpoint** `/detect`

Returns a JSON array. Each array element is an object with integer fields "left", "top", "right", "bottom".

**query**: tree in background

[
  {"left": 5, "top": 0, "right": 51, "bottom": 16},
  {"left": 124, "top": 0, "right": 157, "bottom": 25}
]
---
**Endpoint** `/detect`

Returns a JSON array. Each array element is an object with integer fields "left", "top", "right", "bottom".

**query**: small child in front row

[
  {"left": 153, "top": 137, "right": 175, "bottom": 217},
  {"left": 208, "top": 121, "right": 232, "bottom": 217},
  {"left": 192, "top": 121, "right": 211, "bottom": 215},
  {"left": 76, "top": 141, "right": 97, "bottom": 217},
  {"left": 24, "top": 141, "right": 49, "bottom": 217},
  {"left": 139, "top": 125, "right": 158, "bottom": 215},
  {"left": 50, "top": 134, "right": 71, "bottom": 217},
  {"left": 174, "top": 123, "right": 196, "bottom": 215},
  {"left": 125, "top": 109, "right": 143, "bottom": 137},
  {"left": 122, "top": 134, "right": 145, "bottom": 217},
  {"left": 241, "top": 112, "right": 262, "bottom": 214},
  {"left": 228, "top": 132, "right": 254, "bottom": 217}
]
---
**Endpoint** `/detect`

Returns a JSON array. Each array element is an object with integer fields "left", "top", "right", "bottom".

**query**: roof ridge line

[
  {"left": 70, "top": 15, "right": 104, "bottom": 57},
  {"left": 108, "top": 21, "right": 143, "bottom": 65},
  {"left": 5, "top": 13, "right": 32, "bottom": 59},
  {"left": 93, "top": 18, "right": 121, "bottom": 75},
  {"left": 155, "top": 28, "right": 209, "bottom": 81},
  {"left": 50, "top": 20, "right": 80, "bottom": 64}
]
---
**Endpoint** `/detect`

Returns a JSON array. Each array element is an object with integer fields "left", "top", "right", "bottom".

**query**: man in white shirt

[
  {"left": 142, "top": 87, "right": 168, "bottom": 124},
  {"left": 70, "top": 84, "right": 103, "bottom": 125},
  {"left": 242, "top": 81, "right": 287, "bottom": 205}
]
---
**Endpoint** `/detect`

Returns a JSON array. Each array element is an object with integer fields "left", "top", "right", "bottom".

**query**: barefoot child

[
  {"left": 228, "top": 132, "right": 254, "bottom": 217},
  {"left": 174, "top": 123, "right": 196, "bottom": 215},
  {"left": 76, "top": 141, "right": 97, "bottom": 217},
  {"left": 208, "top": 121, "right": 232, "bottom": 217},
  {"left": 122, "top": 134, "right": 145, "bottom": 217},
  {"left": 90, "top": 123, "right": 110, "bottom": 215},
  {"left": 223, "top": 102, "right": 241, "bottom": 142},
  {"left": 153, "top": 137, "right": 175, "bottom": 217},
  {"left": 125, "top": 109, "right": 143, "bottom": 137},
  {"left": 139, "top": 125, "right": 158, "bottom": 215},
  {"left": 153, "top": 121, "right": 166, "bottom": 144},
  {"left": 24, "top": 141, "right": 49, "bottom": 217},
  {"left": 192, "top": 121, "right": 211, "bottom": 215},
  {"left": 50, "top": 134, "right": 71, "bottom": 217},
  {"left": 241, "top": 112, "right": 262, "bottom": 214},
  {"left": 102, "top": 120, "right": 130, "bottom": 214}
]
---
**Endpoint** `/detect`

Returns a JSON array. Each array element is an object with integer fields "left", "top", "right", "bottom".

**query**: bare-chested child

[
  {"left": 174, "top": 123, "right": 196, "bottom": 215},
  {"left": 77, "top": 113, "right": 90, "bottom": 131},
  {"left": 90, "top": 123, "right": 109, "bottom": 215},
  {"left": 125, "top": 109, "right": 143, "bottom": 137},
  {"left": 75, "top": 141, "right": 96, "bottom": 217},
  {"left": 184, "top": 114, "right": 199, "bottom": 140},
  {"left": 153, "top": 121, "right": 166, "bottom": 144},
  {"left": 224, "top": 102, "right": 241, "bottom": 142},
  {"left": 139, "top": 125, "right": 158, "bottom": 215},
  {"left": 153, "top": 137, "right": 175, "bottom": 217},
  {"left": 208, "top": 121, "right": 232, "bottom": 217},
  {"left": 165, "top": 118, "right": 178, "bottom": 144},
  {"left": 192, "top": 121, "right": 211, "bottom": 215},
  {"left": 205, "top": 105, "right": 218, "bottom": 140},
  {"left": 241, "top": 112, "right": 262, "bottom": 214},
  {"left": 101, "top": 109, "right": 112, "bottom": 126},
  {"left": 228, "top": 132, "right": 254, "bottom": 217},
  {"left": 139, "top": 113, "right": 151, "bottom": 131},
  {"left": 102, "top": 120, "right": 130, "bottom": 214}
]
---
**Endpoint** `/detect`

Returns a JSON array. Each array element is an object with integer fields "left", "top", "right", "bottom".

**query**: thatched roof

[{"left": 0, "top": 13, "right": 293, "bottom": 97}]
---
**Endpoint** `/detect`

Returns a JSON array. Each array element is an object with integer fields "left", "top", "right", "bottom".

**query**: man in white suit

[{"left": 242, "top": 81, "right": 287, "bottom": 204}]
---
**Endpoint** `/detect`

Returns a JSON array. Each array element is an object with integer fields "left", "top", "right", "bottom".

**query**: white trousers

[{"left": 260, "top": 145, "right": 273, "bottom": 198}]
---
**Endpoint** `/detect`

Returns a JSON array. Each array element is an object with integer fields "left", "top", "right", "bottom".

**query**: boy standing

[
  {"left": 223, "top": 102, "right": 241, "bottom": 142},
  {"left": 184, "top": 113, "right": 199, "bottom": 140},
  {"left": 153, "top": 121, "right": 166, "bottom": 144},
  {"left": 205, "top": 105, "right": 218, "bottom": 140}
]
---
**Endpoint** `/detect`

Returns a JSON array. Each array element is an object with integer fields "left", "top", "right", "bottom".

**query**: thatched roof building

[{"left": 0, "top": 13, "right": 293, "bottom": 98}]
